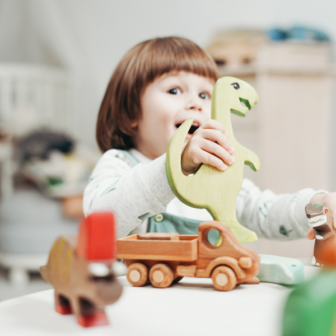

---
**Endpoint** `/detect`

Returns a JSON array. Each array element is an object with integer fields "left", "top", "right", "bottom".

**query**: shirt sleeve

[
  {"left": 83, "top": 150, "right": 175, "bottom": 238},
  {"left": 236, "top": 178, "right": 328, "bottom": 240}
]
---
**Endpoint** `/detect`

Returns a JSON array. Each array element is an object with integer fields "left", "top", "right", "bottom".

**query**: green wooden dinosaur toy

[{"left": 166, "top": 76, "right": 260, "bottom": 243}]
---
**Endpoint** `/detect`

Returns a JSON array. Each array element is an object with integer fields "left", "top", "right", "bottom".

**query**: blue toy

[{"left": 257, "top": 254, "right": 304, "bottom": 285}]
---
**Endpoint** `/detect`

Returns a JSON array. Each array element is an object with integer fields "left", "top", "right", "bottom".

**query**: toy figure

[
  {"left": 305, "top": 203, "right": 336, "bottom": 266},
  {"left": 166, "top": 76, "right": 259, "bottom": 244},
  {"left": 40, "top": 212, "right": 123, "bottom": 327}
]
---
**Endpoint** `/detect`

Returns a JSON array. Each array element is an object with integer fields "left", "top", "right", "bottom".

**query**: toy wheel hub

[
  {"left": 216, "top": 273, "right": 228, "bottom": 287},
  {"left": 153, "top": 270, "right": 164, "bottom": 283},
  {"left": 129, "top": 270, "right": 141, "bottom": 282}
]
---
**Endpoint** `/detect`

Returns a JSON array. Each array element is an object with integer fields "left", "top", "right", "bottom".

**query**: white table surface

[{"left": 0, "top": 267, "right": 320, "bottom": 336}]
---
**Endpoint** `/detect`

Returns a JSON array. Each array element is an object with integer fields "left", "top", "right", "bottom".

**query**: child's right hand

[{"left": 181, "top": 120, "right": 235, "bottom": 176}]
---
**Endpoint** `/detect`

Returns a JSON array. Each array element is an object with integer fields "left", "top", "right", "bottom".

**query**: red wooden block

[
  {"left": 56, "top": 304, "right": 73, "bottom": 315},
  {"left": 76, "top": 311, "right": 109, "bottom": 327},
  {"left": 77, "top": 212, "right": 116, "bottom": 260}
]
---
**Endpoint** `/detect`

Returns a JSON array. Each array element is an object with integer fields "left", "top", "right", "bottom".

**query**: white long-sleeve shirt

[{"left": 83, "top": 148, "right": 325, "bottom": 240}]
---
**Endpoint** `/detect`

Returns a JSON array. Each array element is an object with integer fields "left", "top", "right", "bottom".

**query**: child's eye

[
  {"left": 168, "top": 88, "right": 181, "bottom": 95},
  {"left": 199, "top": 92, "right": 210, "bottom": 100}
]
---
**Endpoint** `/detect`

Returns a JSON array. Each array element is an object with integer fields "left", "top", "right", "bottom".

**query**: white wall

[{"left": 0, "top": 0, "right": 335, "bottom": 148}]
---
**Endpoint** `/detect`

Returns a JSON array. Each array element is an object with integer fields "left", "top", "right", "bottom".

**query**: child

[{"left": 83, "top": 36, "right": 333, "bottom": 242}]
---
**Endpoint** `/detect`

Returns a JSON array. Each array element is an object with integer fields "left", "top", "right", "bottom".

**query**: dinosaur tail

[{"left": 40, "top": 266, "right": 50, "bottom": 284}]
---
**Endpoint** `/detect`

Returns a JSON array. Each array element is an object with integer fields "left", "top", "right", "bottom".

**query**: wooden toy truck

[
  {"left": 40, "top": 213, "right": 123, "bottom": 327},
  {"left": 117, "top": 221, "right": 260, "bottom": 291}
]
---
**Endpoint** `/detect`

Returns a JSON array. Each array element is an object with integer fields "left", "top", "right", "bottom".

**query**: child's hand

[
  {"left": 181, "top": 120, "right": 235, "bottom": 176},
  {"left": 307, "top": 192, "right": 336, "bottom": 240}
]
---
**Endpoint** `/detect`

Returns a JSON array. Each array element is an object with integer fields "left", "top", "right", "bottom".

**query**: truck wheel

[
  {"left": 212, "top": 266, "right": 237, "bottom": 291},
  {"left": 127, "top": 263, "right": 148, "bottom": 287},
  {"left": 149, "top": 264, "right": 174, "bottom": 288}
]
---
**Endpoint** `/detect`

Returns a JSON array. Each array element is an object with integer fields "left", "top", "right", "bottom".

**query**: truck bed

[{"left": 117, "top": 234, "right": 198, "bottom": 261}]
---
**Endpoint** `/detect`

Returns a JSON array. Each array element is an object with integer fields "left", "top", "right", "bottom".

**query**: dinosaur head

[{"left": 216, "top": 76, "right": 258, "bottom": 117}]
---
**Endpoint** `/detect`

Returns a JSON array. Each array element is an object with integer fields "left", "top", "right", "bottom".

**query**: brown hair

[{"left": 96, "top": 36, "right": 219, "bottom": 152}]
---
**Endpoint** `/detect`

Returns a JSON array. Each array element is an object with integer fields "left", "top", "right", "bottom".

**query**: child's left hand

[{"left": 307, "top": 192, "right": 336, "bottom": 239}]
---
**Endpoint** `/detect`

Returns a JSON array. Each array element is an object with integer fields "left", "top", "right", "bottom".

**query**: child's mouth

[{"left": 175, "top": 122, "right": 200, "bottom": 135}]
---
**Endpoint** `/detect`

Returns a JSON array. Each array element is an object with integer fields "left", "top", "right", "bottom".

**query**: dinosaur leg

[
  {"left": 55, "top": 292, "right": 73, "bottom": 315},
  {"left": 76, "top": 297, "right": 109, "bottom": 327}
]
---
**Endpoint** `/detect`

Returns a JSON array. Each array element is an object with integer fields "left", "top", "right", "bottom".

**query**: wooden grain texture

[
  {"left": 239, "top": 257, "right": 252, "bottom": 268},
  {"left": 197, "top": 221, "right": 260, "bottom": 282},
  {"left": 40, "top": 213, "right": 122, "bottom": 328},
  {"left": 126, "top": 263, "right": 148, "bottom": 287},
  {"left": 166, "top": 76, "right": 260, "bottom": 243},
  {"left": 176, "top": 265, "right": 197, "bottom": 277},
  {"left": 118, "top": 221, "right": 261, "bottom": 291},
  {"left": 196, "top": 256, "right": 246, "bottom": 279},
  {"left": 211, "top": 266, "right": 237, "bottom": 291},
  {"left": 117, "top": 236, "right": 198, "bottom": 261},
  {"left": 138, "top": 233, "right": 179, "bottom": 241},
  {"left": 149, "top": 264, "right": 174, "bottom": 288},
  {"left": 243, "top": 277, "right": 260, "bottom": 284}
]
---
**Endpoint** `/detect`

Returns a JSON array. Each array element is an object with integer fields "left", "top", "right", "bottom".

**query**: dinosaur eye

[{"left": 231, "top": 82, "right": 240, "bottom": 90}]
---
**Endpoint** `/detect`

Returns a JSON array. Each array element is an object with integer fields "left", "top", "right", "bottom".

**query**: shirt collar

[{"left": 128, "top": 149, "right": 152, "bottom": 164}]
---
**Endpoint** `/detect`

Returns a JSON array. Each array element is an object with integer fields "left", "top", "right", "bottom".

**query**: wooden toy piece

[
  {"left": 257, "top": 254, "right": 304, "bottom": 285},
  {"left": 305, "top": 203, "right": 336, "bottom": 266},
  {"left": 117, "top": 221, "right": 260, "bottom": 291},
  {"left": 166, "top": 76, "right": 260, "bottom": 244},
  {"left": 40, "top": 212, "right": 123, "bottom": 328},
  {"left": 282, "top": 269, "right": 336, "bottom": 336},
  {"left": 138, "top": 233, "right": 179, "bottom": 241}
]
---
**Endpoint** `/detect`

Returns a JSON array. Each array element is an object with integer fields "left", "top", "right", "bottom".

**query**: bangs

[
  {"left": 134, "top": 37, "right": 219, "bottom": 88},
  {"left": 96, "top": 36, "right": 219, "bottom": 153}
]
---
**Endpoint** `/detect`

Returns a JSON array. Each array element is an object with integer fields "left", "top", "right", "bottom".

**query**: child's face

[{"left": 133, "top": 71, "right": 214, "bottom": 159}]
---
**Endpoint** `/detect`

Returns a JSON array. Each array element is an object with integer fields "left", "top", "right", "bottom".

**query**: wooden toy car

[
  {"left": 40, "top": 212, "right": 123, "bottom": 327},
  {"left": 117, "top": 221, "right": 260, "bottom": 291}
]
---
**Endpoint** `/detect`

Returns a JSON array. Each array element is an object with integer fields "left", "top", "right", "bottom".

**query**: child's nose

[{"left": 186, "top": 99, "right": 202, "bottom": 112}]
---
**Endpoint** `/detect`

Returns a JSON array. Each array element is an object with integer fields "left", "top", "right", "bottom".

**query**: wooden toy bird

[
  {"left": 166, "top": 76, "right": 260, "bottom": 243},
  {"left": 40, "top": 213, "right": 123, "bottom": 327}
]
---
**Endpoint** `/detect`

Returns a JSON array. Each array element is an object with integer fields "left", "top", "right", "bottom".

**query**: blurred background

[{"left": 0, "top": 0, "right": 335, "bottom": 299}]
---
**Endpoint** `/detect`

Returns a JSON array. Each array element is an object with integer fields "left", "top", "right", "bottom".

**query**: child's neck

[{"left": 130, "top": 148, "right": 156, "bottom": 162}]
